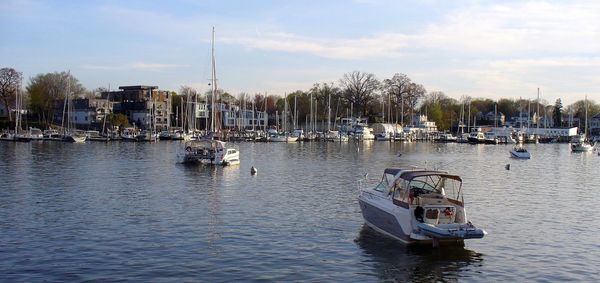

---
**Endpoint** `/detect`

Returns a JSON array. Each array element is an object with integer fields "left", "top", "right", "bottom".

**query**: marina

[
  {"left": 2, "top": 1, "right": 600, "bottom": 281},
  {"left": 1, "top": 141, "right": 599, "bottom": 281}
]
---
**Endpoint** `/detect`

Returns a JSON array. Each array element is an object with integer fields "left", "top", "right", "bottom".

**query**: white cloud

[{"left": 223, "top": 1, "right": 600, "bottom": 61}]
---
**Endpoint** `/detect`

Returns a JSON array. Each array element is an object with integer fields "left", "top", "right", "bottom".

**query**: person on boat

[{"left": 414, "top": 206, "right": 424, "bottom": 222}]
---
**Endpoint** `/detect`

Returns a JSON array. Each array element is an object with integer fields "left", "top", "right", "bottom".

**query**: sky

[{"left": 1, "top": 0, "right": 600, "bottom": 105}]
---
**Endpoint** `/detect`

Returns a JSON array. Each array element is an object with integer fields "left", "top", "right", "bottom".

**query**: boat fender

[
  {"left": 414, "top": 206, "right": 424, "bottom": 222},
  {"left": 185, "top": 146, "right": 192, "bottom": 152}
]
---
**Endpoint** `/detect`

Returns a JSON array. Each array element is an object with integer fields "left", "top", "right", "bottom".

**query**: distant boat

[
  {"left": 86, "top": 130, "right": 110, "bottom": 142},
  {"left": 61, "top": 75, "right": 86, "bottom": 143},
  {"left": 358, "top": 167, "right": 486, "bottom": 246},
  {"left": 180, "top": 140, "right": 239, "bottom": 166},
  {"left": 571, "top": 96, "right": 595, "bottom": 152},
  {"left": 435, "top": 133, "right": 457, "bottom": 143},
  {"left": 510, "top": 146, "right": 531, "bottom": 159},
  {"left": 467, "top": 128, "right": 485, "bottom": 144},
  {"left": 353, "top": 123, "right": 375, "bottom": 141},
  {"left": 484, "top": 132, "right": 498, "bottom": 144}
]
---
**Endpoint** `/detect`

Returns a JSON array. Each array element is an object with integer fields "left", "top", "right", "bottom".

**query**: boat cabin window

[
  {"left": 392, "top": 179, "right": 411, "bottom": 206},
  {"left": 374, "top": 173, "right": 396, "bottom": 192}
]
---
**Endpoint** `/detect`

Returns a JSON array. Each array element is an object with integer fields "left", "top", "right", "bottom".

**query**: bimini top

[
  {"left": 185, "top": 139, "right": 226, "bottom": 149},
  {"left": 383, "top": 168, "right": 462, "bottom": 182}
]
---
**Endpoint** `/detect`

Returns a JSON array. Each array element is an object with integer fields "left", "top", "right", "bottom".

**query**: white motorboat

[
  {"left": 435, "top": 133, "right": 457, "bottom": 143},
  {"left": 0, "top": 132, "right": 14, "bottom": 141},
  {"left": 375, "top": 132, "right": 391, "bottom": 141},
  {"left": 270, "top": 133, "right": 298, "bottom": 142},
  {"left": 353, "top": 124, "right": 375, "bottom": 140},
  {"left": 121, "top": 127, "right": 138, "bottom": 142},
  {"left": 467, "top": 128, "right": 485, "bottom": 144},
  {"left": 43, "top": 129, "right": 62, "bottom": 141},
  {"left": 358, "top": 167, "right": 487, "bottom": 246},
  {"left": 571, "top": 141, "right": 594, "bottom": 152},
  {"left": 62, "top": 132, "right": 87, "bottom": 143},
  {"left": 484, "top": 132, "right": 498, "bottom": 144},
  {"left": 180, "top": 140, "right": 240, "bottom": 166},
  {"left": 325, "top": 130, "right": 349, "bottom": 142},
  {"left": 29, "top": 127, "right": 44, "bottom": 140},
  {"left": 510, "top": 146, "right": 531, "bottom": 159}
]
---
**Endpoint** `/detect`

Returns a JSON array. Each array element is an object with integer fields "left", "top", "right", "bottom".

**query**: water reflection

[{"left": 355, "top": 225, "right": 483, "bottom": 282}]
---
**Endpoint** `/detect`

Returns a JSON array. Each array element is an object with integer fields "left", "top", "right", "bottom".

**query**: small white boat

[
  {"left": 510, "top": 146, "right": 531, "bottom": 159},
  {"left": 353, "top": 124, "right": 375, "bottom": 140},
  {"left": 571, "top": 141, "right": 594, "bottom": 152},
  {"left": 121, "top": 128, "right": 138, "bottom": 142},
  {"left": 467, "top": 128, "right": 485, "bottom": 144},
  {"left": 62, "top": 132, "right": 87, "bottom": 143},
  {"left": 0, "top": 132, "right": 14, "bottom": 141},
  {"left": 270, "top": 133, "right": 298, "bottom": 142},
  {"left": 43, "top": 129, "right": 62, "bottom": 141},
  {"left": 325, "top": 130, "right": 349, "bottom": 142},
  {"left": 29, "top": 128, "right": 44, "bottom": 140},
  {"left": 375, "top": 132, "right": 391, "bottom": 141},
  {"left": 435, "top": 133, "right": 457, "bottom": 143},
  {"left": 180, "top": 140, "right": 240, "bottom": 166},
  {"left": 358, "top": 167, "right": 486, "bottom": 246}
]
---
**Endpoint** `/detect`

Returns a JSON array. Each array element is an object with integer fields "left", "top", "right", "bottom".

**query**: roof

[
  {"left": 118, "top": 85, "right": 159, "bottom": 91},
  {"left": 383, "top": 167, "right": 461, "bottom": 182}
]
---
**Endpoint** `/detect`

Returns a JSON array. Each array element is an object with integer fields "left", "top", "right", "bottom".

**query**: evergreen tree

[{"left": 553, "top": 98, "right": 563, "bottom": 127}]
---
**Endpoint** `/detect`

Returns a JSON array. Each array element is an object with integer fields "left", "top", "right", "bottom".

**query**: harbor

[
  {"left": 3, "top": 0, "right": 600, "bottom": 281},
  {"left": 1, "top": 140, "right": 599, "bottom": 281}
]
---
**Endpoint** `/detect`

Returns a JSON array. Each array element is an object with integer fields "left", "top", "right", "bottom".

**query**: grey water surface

[{"left": 1, "top": 141, "right": 599, "bottom": 282}]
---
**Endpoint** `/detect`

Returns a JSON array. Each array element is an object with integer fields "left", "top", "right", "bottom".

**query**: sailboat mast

[
  {"left": 585, "top": 95, "right": 588, "bottom": 138},
  {"left": 537, "top": 88, "right": 540, "bottom": 134},
  {"left": 328, "top": 91, "right": 331, "bottom": 132},
  {"left": 210, "top": 26, "right": 217, "bottom": 134}
]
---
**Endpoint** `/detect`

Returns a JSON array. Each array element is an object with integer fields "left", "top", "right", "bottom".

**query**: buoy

[
  {"left": 250, "top": 166, "right": 258, "bottom": 175},
  {"left": 505, "top": 164, "right": 510, "bottom": 170}
]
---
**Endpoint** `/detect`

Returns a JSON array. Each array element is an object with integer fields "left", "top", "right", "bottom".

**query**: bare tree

[
  {"left": 339, "top": 71, "right": 380, "bottom": 117},
  {"left": 0, "top": 68, "right": 23, "bottom": 122},
  {"left": 405, "top": 83, "right": 426, "bottom": 125},
  {"left": 27, "top": 71, "right": 85, "bottom": 125}
]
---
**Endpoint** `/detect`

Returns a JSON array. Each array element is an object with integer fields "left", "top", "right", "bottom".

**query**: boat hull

[
  {"left": 358, "top": 198, "right": 413, "bottom": 244},
  {"left": 510, "top": 150, "right": 531, "bottom": 159}
]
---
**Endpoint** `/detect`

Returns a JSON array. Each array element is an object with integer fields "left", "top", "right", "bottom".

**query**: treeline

[{"left": 2, "top": 67, "right": 599, "bottom": 130}]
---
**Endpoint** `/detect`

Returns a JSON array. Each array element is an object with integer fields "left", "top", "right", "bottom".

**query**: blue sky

[{"left": 1, "top": 0, "right": 599, "bottom": 105}]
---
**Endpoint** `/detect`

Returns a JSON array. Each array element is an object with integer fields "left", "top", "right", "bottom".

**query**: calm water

[{"left": 1, "top": 140, "right": 599, "bottom": 282}]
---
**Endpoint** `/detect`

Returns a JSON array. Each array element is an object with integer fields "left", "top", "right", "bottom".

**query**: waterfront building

[
  {"left": 222, "top": 107, "right": 268, "bottom": 130},
  {"left": 101, "top": 86, "right": 171, "bottom": 131},
  {"left": 482, "top": 111, "right": 506, "bottom": 126},
  {"left": 590, "top": 112, "right": 600, "bottom": 140},
  {"left": 53, "top": 98, "right": 112, "bottom": 128}
]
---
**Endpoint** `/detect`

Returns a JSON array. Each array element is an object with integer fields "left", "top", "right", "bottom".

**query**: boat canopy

[
  {"left": 383, "top": 168, "right": 461, "bottom": 182},
  {"left": 185, "top": 140, "right": 226, "bottom": 149},
  {"left": 400, "top": 171, "right": 462, "bottom": 182}
]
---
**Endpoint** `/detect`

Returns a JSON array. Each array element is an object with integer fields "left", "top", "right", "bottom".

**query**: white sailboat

[
  {"left": 571, "top": 96, "right": 594, "bottom": 152},
  {"left": 61, "top": 74, "right": 86, "bottom": 143},
  {"left": 13, "top": 83, "right": 32, "bottom": 142},
  {"left": 180, "top": 27, "right": 240, "bottom": 164},
  {"left": 270, "top": 93, "right": 297, "bottom": 142}
]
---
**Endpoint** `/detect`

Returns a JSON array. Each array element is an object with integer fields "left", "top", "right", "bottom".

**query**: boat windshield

[{"left": 403, "top": 174, "right": 463, "bottom": 201}]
